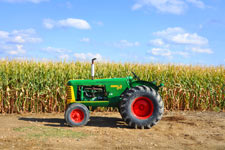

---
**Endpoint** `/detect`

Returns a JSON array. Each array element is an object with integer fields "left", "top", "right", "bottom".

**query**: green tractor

[{"left": 65, "top": 58, "right": 164, "bottom": 129}]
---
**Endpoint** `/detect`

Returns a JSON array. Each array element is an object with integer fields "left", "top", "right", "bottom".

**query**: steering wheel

[{"left": 131, "top": 71, "right": 140, "bottom": 81}]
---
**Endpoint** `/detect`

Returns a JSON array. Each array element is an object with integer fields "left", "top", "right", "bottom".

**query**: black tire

[
  {"left": 120, "top": 85, "right": 164, "bottom": 129},
  {"left": 65, "top": 103, "right": 90, "bottom": 127},
  {"left": 119, "top": 88, "right": 129, "bottom": 115}
]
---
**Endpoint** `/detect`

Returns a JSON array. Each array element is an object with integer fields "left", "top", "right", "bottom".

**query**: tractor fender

[{"left": 130, "top": 80, "right": 159, "bottom": 91}]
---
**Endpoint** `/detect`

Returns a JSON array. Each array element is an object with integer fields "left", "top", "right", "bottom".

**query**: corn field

[{"left": 0, "top": 60, "right": 224, "bottom": 113}]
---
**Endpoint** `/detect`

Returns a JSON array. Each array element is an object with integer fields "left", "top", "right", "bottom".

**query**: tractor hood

[{"left": 67, "top": 76, "right": 133, "bottom": 87}]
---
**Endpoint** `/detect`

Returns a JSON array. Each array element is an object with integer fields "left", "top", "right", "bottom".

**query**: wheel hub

[
  {"left": 70, "top": 109, "right": 84, "bottom": 123},
  {"left": 139, "top": 105, "right": 144, "bottom": 110},
  {"left": 131, "top": 97, "right": 154, "bottom": 119}
]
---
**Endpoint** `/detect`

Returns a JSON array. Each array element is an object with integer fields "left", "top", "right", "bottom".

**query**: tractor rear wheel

[
  {"left": 65, "top": 103, "right": 90, "bottom": 127},
  {"left": 120, "top": 85, "right": 164, "bottom": 129}
]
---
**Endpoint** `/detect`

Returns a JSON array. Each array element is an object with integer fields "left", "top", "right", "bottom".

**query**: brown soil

[{"left": 0, "top": 111, "right": 225, "bottom": 150}]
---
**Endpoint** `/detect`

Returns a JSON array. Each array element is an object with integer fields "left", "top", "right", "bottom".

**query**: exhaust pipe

[{"left": 91, "top": 58, "right": 96, "bottom": 80}]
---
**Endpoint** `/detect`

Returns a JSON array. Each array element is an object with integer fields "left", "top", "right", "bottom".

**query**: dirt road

[{"left": 0, "top": 111, "right": 224, "bottom": 150}]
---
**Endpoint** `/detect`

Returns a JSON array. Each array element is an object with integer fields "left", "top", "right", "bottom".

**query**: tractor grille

[
  {"left": 66, "top": 86, "right": 73, "bottom": 100},
  {"left": 66, "top": 86, "right": 75, "bottom": 104}
]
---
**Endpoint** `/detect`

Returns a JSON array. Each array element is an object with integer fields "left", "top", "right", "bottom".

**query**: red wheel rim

[
  {"left": 131, "top": 97, "right": 154, "bottom": 120},
  {"left": 70, "top": 109, "right": 84, "bottom": 123}
]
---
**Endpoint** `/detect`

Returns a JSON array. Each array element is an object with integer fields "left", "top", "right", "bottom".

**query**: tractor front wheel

[
  {"left": 120, "top": 85, "right": 164, "bottom": 129},
  {"left": 65, "top": 103, "right": 90, "bottom": 127}
]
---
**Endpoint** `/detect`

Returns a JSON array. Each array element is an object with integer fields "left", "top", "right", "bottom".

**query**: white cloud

[
  {"left": 0, "top": 31, "right": 9, "bottom": 38},
  {"left": 25, "top": 37, "right": 42, "bottom": 43},
  {"left": 11, "top": 36, "right": 25, "bottom": 43},
  {"left": 149, "top": 39, "right": 165, "bottom": 46},
  {"left": 0, "top": 28, "right": 42, "bottom": 55},
  {"left": 148, "top": 47, "right": 190, "bottom": 58},
  {"left": 132, "top": 0, "right": 205, "bottom": 14},
  {"left": 148, "top": 27, "right": 212, "bottom": 60},
  {"left": 74, "top": 53, "right": 102, "bottom": 61},
  {"left": 114, "top": 40, "right": 140, "bottom": 48},
  {"left": 12, "top": 28, "right": 36, "bottom": 35},
  {"left": 154, "top": 27, "right": 185, "bottom": 36},
  {"left": 0, "top": 0, "right": 48, "bottom": 3},
  {"left": 171, "top": 33, "right": 208, "bottom": 45},
  {"left": 186, "top": 0, "right": 205, "bottom": 9},
  {"left": 43, "top": 19, "right": 55, "bottom": 29},
  {"left": 191, "top": 47, "right": 213, "bottom": 54},
  {"left": 150, "top": 48, "right": 172, "bottom": 57},
  {"left": 1, "top": 29, "right": 39, "bottom": 44},
  {"left": 80, "top": 37, "right": 90, "bottom": 43},
  {"left": 43, "top": 46, "right": 72, "bottom": 60},
  {"left": 43, "top": 18, "right": 91, "bottom": 30},
  {"left": 154, "top": 27, "right": 208, "bottom": 45},
  {"left": 9, "top": 28, "right": 42, "bottom": 43},
  {"left": 58, "top": 18, "right": 90, "bottom": 29},
  {"left": 132, "top": 0, "right": 187, "bottom": 14},
  {"left": 132, "top": 3, "right": 143, "bottom": 10},
  {"left": 8, "top": 45, "right": 26, "bottom": 55}
]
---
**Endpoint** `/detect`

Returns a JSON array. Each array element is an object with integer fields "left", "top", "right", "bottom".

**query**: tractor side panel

[{"left": 66, "top": 78, "right": 130, "bottom": 107}]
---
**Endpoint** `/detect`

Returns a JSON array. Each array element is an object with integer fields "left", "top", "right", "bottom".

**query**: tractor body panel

[{"left": 66, "top": 77, "right": 133, "bottom": 107}]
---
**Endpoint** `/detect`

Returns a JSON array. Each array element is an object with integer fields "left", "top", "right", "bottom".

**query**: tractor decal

[{"left": 110, "top": 85, "right": 122, "bottom": 90}]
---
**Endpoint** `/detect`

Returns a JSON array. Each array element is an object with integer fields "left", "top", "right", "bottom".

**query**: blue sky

[{"left": 0, "top": 0, "right": 224, "bottom": 65}]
